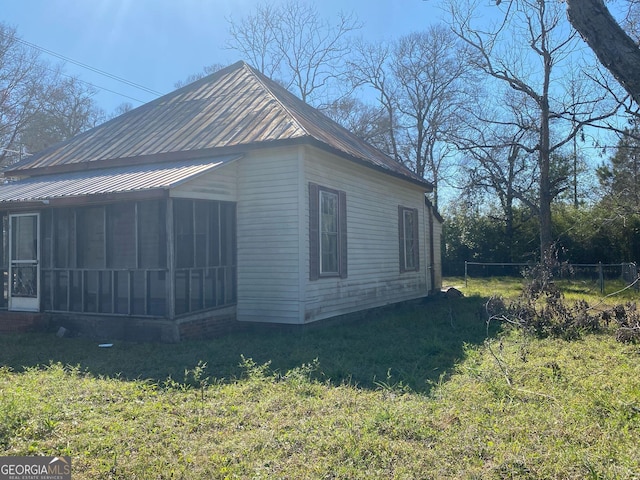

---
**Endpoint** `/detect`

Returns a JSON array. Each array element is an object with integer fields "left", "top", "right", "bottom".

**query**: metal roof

[
  {"left": 0, "top": 156, "right": 239, "bottom": 203},
  {"left": 5, "top": 61, "right": 430, "bottom": 189}
]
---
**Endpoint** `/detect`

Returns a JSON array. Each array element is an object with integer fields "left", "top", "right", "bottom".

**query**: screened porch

[{"left": 0, "top": 197, "right": 236, "bottom": 319}]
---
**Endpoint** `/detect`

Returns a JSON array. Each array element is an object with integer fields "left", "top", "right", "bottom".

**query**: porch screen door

[{"left": 9, "top": 213, "right": 40, "bottom": 312}]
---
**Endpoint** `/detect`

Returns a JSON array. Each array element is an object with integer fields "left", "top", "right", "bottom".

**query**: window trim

[
  {"left": 309, "top": 183, "right": 347, "bottom": 280},
  {"left": 399, "top": 205, "right": 419, "bottom": 273}
]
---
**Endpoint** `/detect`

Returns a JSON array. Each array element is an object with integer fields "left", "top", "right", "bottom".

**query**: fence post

[
  {"left": 598, "top": 262, "right": 604, "bottom": 295},
  {"left": 465, "top": 261, "right": 468, "bottom": 288}
]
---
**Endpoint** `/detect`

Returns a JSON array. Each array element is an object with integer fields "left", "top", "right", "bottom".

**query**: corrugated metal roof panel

[{"left": 0, "top": 156, "right": 239, "bottom": 203}]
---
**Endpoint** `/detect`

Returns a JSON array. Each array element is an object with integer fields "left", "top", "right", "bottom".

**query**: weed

[
  {"left": 239, "top": 355, "right": 273, "bottom": 381},
  {"left": 374, "top": 368, "right": 412, "bottom": 396}
]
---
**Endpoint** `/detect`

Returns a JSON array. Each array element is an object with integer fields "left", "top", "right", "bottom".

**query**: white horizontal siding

[
  {"left": 171, "top": 161, "right": 238, "bottom": 201},
  {"left": 303, "top": 146, "right": 430, "bottom": 323},
  {"left": 236, "top": 147, "right": 302, "bottom": 324}
]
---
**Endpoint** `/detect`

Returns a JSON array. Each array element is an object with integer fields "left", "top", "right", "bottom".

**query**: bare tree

[
  {"left": 20, "top": 76, "right": 105, "bottom": 154},
  {"left": 109, "top": 102, "right": 134, "bottom": 120},
  {"left": 0, "top": 24, "right": 105, "bottom": 163},
  {"left": 321, "top": 96, "right": 392, "bottom": 148},
  {"left": 348, "top": 40, "right": 401, "bottom": 161},
  {"left": 226, "top": 1, "right": 361, "bottom": 105},
  {"left": 448, "top": 0, "right": 619, "bottom": 257},
  {"left": 0, "top": 23, "right": 52, "bottom": 165},
  {"left": 348, "top": 25, "right": 472, "bottom": 208},
  {"left": 173, "top": 63, "right": 226, "bottom": 89}
]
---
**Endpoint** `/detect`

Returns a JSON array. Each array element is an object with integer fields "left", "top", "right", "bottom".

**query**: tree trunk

[
  {"left": 539, "top": 46, "right": 553, "bottom": 259},
  {"left": 567, "top": 0, "right": 640, "bottom": 105}
]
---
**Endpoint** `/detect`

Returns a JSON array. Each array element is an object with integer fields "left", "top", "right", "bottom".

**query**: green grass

[{"left": 1, "top": 278, "right": 639, "bottom": 479}]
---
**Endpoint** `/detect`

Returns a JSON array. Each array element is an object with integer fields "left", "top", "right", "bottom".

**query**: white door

[{"left": 9, "top": 213, "right": 40, "bottom": 312}]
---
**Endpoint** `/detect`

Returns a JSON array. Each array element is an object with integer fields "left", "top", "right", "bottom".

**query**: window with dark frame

[
  {"left": 309, "top": 183, "right": 347, "bottom": 280},
  {"left": 399, "top": 206, "right": 419, "bottom": 273}
]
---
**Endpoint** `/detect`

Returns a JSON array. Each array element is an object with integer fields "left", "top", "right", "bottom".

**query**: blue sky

[{"left": 2, "top": 0, "right": 444, "bottom": 115}]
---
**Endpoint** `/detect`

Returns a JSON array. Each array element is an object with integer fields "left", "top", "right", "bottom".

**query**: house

[{"left": 0, "top": 61, "right": 442, "bottom": 342}]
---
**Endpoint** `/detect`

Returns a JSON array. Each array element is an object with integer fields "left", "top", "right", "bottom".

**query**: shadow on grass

[{"left": 0, "top": 295, "right": 498, "bottom": 394}]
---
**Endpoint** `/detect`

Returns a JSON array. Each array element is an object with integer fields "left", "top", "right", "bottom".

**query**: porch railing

[{"left": 37, "top": 266, "right": 236, "bottom": 317}]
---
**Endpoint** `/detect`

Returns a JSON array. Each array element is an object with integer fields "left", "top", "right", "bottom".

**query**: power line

[
  {"left": 14, "top": 36, "right": 164, "bottom": 97},
  {"left": 50, "top": 66, "right": 148, "bottom": 104},
  {"left": 0, "top": 30, "right": 164, "bottom": 100}
]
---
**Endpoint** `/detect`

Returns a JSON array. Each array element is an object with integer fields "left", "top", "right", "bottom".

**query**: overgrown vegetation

[
  {"left": 485, "top": 251, "right": 640, "bottom": 343},
  {"left": 1, "top": 277, "right": 639, "bottom": 478}
]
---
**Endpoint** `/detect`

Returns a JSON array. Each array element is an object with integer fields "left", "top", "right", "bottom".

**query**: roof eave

[
  {"left": 4, "top": 137, "right": 431, "bottom": 192},
  {"left": 304, "top": 138, "right": 433, "bottom": 191}
]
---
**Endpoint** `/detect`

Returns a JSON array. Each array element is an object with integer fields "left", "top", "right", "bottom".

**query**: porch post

[{"left": 166, "top": 197, "right": 175, "bottom": 319}]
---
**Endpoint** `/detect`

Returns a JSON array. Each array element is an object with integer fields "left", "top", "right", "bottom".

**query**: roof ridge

[{"left": 240, "top": 63, "right": 311, "bottom": 138}]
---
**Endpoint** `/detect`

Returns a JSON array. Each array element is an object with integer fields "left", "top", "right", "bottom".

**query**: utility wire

[
  {"left": 0, "top": 30, "right": 164, "bottom": 99},
  {"left": 50, "top": 66, "right": 148, "bottom": 104},
  {"left": 13, "top": 36, "right": 164, "bottom": 96}
]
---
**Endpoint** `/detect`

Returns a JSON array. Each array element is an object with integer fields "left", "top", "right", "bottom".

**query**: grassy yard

[{"left": 1, "top": 277, "right": 639, "bottom": 479}]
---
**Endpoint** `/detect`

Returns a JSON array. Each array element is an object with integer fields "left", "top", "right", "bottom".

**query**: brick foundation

[
  {"left": 0, "top": 305, "right": 240, "bottom": 343},
  {"left": 177, "top": 306, "right": 239, "bottom": 340},
  {"left": 0, "top": 312, "right": 50, "bottom": 334}
]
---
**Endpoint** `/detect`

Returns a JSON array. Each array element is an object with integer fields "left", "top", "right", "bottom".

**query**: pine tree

[{"left": 597, "top": 125, "right": 640, "bottom": 215}]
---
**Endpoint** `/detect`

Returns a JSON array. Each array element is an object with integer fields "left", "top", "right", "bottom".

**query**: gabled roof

[{"left": 6, "top": 61, "right": 430, "bottom": 189}]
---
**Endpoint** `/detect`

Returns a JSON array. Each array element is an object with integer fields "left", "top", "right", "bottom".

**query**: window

[
  {"left": 309, "top": 183, "right": 347, "bottom": 280},
  {"left": 320, "top": 189, "right": 338, "bottom": 274},
  {"left": 399, "top": 206, "right": 419, "bottom": 272}
]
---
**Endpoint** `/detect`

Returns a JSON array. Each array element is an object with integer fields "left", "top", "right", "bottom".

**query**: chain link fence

[{"left": 462, "top": 261, "right": 639, "bottom": 294}]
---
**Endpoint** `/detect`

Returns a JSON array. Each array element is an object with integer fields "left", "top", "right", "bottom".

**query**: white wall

[
  {"left": 170, "top": 160, "right": 238, "bottom": 202},
  {"left": 184, "top": 146, "right": 436, "bottom": 325},
  {"left": 303, "top": 146, "right": 430, "bottom": 323},
  {"left": 235, "top": 146, "right": 303, "bottom": 323}
]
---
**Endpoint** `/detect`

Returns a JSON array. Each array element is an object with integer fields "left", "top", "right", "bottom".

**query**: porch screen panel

[
  {"left": 42, "top": 201, "right": 168, "bottom": 317},
  {"left": 0, "top": 213, "right": 6, "bottom": 308},
  {"left": 99, "top": 270, "right": 113, "bottom": 313},
  {"left": 54, "top": 209, "right": 76, "bottom": 268},
  {"left": 53, "top": 270, "right": 68, "bottom": 311},
  {"left": 84, "top": 271, "right": 98, "bottom": 312},
  {"left": 77, "top": 207, "right": 105, "bottom": 268},
  {"left": 41, "top": 211, "right": 52, "bottom": 270},
  {"left": 114, "top": 271, "right": 129, "bottom": 314},
  {"left": 175, "top": 270, "right": 189, "bottom": 315},
  {"left": 131, "top": 270, "right": 145, "bottom": 315},
  {"left": 175, "top": 200, "right": 194, "bottom": 269},
  {"left": 173, "top": 199, "right": 236, "bottom": 315},
  {"left": 208, "top": 203, "right": 220, "bottom": 267},
  {"left": 148, "top": 271, "right": 166, "bottom": 315},
  {"left": 139, "top": 200, "right": 166, "bottom": 268},
  {"left": 107, "top": 203, "right": 136, "bottom": 268},
  {"left": 195, "top": 201, "right": 208, "bottom": 267},
  {"left": 69, "top": 271, "right": 82, "bottom": 312}
]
